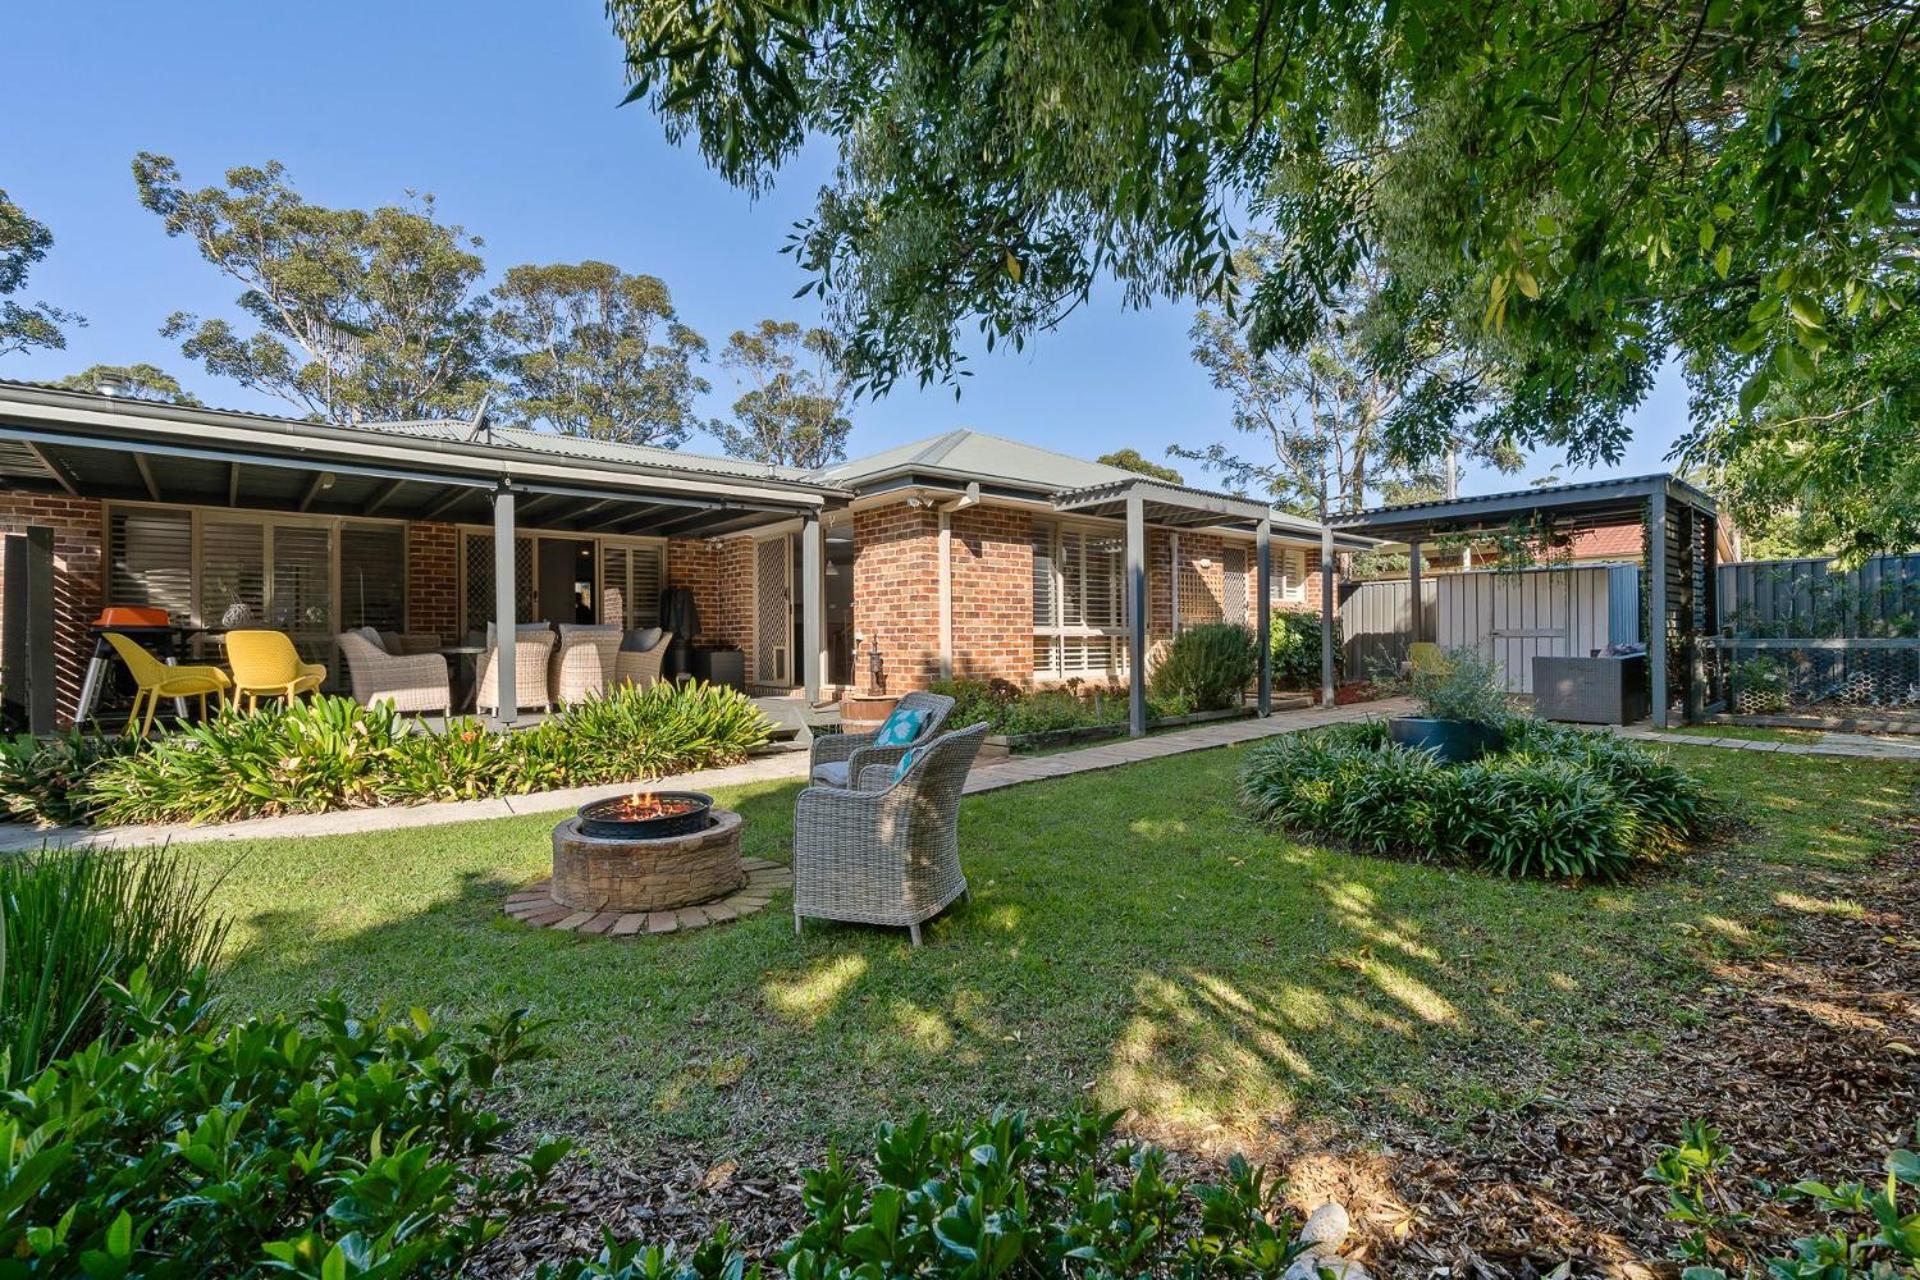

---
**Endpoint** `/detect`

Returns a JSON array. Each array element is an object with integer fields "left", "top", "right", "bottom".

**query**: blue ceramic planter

[{"left": 1388, "top": 716, "right": 1505, "bottom": 764}]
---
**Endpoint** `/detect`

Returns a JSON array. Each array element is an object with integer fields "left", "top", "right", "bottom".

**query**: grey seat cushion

[
  {"left": 622, "top": 626, "right": 666, "bottom": 653},
  {"left": 810, "top": 760, "right": 851, "bottom": 787}
]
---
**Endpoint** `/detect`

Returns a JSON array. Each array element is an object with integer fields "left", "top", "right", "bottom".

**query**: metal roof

[
  {"left": 814, "top": 428, "right": 1138, "bottom": 493},
  {"left": 1329, "top": 473, "right": 1716, "bottom": 542}
]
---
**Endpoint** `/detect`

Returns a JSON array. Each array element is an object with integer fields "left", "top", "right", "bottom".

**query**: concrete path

[
  {"left": 1614, "top": 725, "right": 1920, "bottom": 761},
  {"left": 0, "top": 699, "right": 1413, "bottom": 851}
]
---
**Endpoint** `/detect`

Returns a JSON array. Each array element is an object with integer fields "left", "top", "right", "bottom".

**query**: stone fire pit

[{"left": 502, "top": 792, "right": 791, "bottom": 937}]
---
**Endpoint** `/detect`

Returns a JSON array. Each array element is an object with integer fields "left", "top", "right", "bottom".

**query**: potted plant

[{"left": 1389, "top": 646, "right": 1509, "bottom": 763}]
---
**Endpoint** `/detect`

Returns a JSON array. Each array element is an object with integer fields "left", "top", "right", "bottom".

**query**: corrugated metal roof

[
  {"left": 814, "top": 428, "right": 1139, "bottom": 492},
  {"left": 1338, "top": 472, "right": 1714, "bottom": 520}
]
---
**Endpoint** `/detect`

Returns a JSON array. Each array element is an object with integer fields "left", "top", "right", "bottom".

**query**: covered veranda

[
  {"left": 1050, "top": 476, "right": 1367, "bottom": 736},
  {"left": 1328, "top": 474, "right": 1722, "bottom": 728},
  {"left": 0, "top": 383, "right": 843, "bottom": 727}
]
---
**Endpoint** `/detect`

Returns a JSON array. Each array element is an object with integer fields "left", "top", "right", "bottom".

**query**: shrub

[
  {"left": 550, "top": 1109, "right": 1314, "bottom": 1280},
  {"left": 1240, "top": 718, "right": 1708, "bottom": 880},
  {"left": 0, "top": 980, "right": 568, "bottom": 1278},
  {"left": 82, "top": 683, "right": 774, "bottom": 826},
  {"left": 927, "top": 678, "right": 1189, "bottom": 737},
  {"left": 1152, "top": 623, "right": 1259, "bottom": 711},
  {"left": 1268, "top": 610, "right": 1340, "bottom": 688},
  {"left": 0, "top": 729, "right": 138, "bottom": 826},
  {"left": 1405, "top": 645, "right": 1509, "bottom": 724},
  {"left": 0, "top": 844, "right": 228, "bottom": 1084}
]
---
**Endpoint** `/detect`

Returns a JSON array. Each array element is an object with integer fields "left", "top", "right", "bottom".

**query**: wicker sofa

[
  {"left": 792, "top": 721, "right": 988, "bottom": 945},
  {"left": 336, "top": 630, "right": 451, "bottom": 715}
]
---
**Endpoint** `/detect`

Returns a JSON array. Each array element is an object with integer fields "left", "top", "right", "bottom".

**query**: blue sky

[{"left": 3, "top": 1, "right": 1689, "bottom": 497}]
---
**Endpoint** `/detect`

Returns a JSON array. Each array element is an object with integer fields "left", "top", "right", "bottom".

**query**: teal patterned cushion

[
  {"left": 892, "top": 744, "right": 924, "bottom": 782},
  {"left": 873, "top": 706, "right": 928, "bottom": 747}
]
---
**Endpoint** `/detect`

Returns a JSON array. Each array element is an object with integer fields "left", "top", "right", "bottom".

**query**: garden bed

[{"left": 978, "top": 699, "right": 1313, "bottom": 756}]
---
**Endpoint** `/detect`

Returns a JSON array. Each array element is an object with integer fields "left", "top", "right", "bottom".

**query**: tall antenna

[{"left": 465, "top": 392, "right": 493, "bottom": 443}]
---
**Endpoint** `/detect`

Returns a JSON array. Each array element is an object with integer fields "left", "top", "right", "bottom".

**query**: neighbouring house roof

[{"left": 1330, "top": 473, "right": 1718, "bottom": 543}]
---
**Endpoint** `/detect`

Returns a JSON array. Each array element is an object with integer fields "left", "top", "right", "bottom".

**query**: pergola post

[
  {"left": 1125, "top": 493, "right": 1148, "bottom": 737},
  {"left": 491, "top": 483, "right": 517, "bottom": 724},
  {"left": 1407, "top": 538, "right": 1424, "bottom": 642},
  {"left": 1320, "top": 525, "right": 1336, "bottom": 707},
  {"left": 801, "top": 512, "right": 825, "bottom": 702},
  {"left": 1255, "top": 518, "right": 1272, "bottom": 716},
  {"left": 1648, "top": 489, "right": 1669, "bottom": 729}
]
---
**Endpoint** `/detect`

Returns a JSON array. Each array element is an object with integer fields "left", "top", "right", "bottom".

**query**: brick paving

[{"left": 504, "top": 857, "right": 792, "bottom": 938}]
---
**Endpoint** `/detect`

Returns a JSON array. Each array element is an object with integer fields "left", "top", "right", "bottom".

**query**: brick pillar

[
  {"left": 948, "top": 505, "right": 1033, "bottom": 686},
  {"left": 407, "top": 521, "right": 459, "bottom": 642},
  {"left": 0, "top": 493, "right": 104, "bottom": 728},
  {"left": 851, "top": 504, "right": 941, "bottom": 693}
]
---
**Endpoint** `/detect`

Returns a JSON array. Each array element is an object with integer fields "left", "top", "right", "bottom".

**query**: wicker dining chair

[
  {"left": 807, "top": 690, "right": 955, "bottom": 788},
  {"left": 476, "top": 623, "right": 557, "bottom": 716},
  {"left": 791, "top": 721, "right": 987, "bottom": 946},
  {"left": 614, "top": 630, "right": 673, "bottom": 689}
]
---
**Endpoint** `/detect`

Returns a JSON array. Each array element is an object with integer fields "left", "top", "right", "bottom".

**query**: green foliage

[
  {"left": 78, "top": 683, "right": 772, "bottom": 826},
  {"left": 1152, "top": 624, "right": 1259, "bottom": 712},
  {"left": 489, "top": 261, "right": 710, "bottom": 447},
  {"left": 0, "top": 980, "right": 568, "bottom": 1277},
  {"left": 1268, "top": 610, "right": 1337, "bottom": 690},
  {"left": 1240, "top": 719, "right": 1710, "bottom": 880},
  {"left": 929, "top": 678, "right": 1169, "bottom": 737},
  {"left": 713, "top": 320, "right": 852, "bottom": 469},
  {"left": 1095, "top": 448, "right": 1182, "bottom": 484},
  {"left": 0, "top": 730, "right": 136, "bottom": 826},
  {"left": 1405, "top": 646, "right": 1508, "bottom": 725},
  {"left": 1647, "top": 1121, "right": 1920, "bottom": 1279},
  {"left": 134, "top": 153, "right": 494, "bottom": 424},
  {"left": 607, "top": 0, "right": 1920, "bottom": 558},
  {"left": 0, "top": 187, "right": 82, "bottom": 358},
  {"left": 1728, "top": 656, "right": 1791, "bottom": 713},
  {"left": 52, "top": 362, "right": 198, "bottom": 405},
  {"left": 547, "top": 1109, "right": 1311, "bottom": 1279},
  {"left": 0, "top": 845, "right": 227, "bottom": 1084}
]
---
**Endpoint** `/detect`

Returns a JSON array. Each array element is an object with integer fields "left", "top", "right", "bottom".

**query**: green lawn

[{"left": 197, "top": 739, "right": 1916, "bottom": 1162}]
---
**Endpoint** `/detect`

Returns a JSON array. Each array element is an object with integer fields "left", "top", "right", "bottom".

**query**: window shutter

[
  {"left": 108, "top": 509, "right": 193, "bottom": 620},
  {"left": 631, "top": 545, "right": 664, "bottom": 626},
  {"left": 602, "top": 544, "right": 630, "bottom": 628},
  {"left": 1031, "top": 527, "right": 1056, "bottom": 627},
  {"left": 199, "top": 518, "right": 265, "bottom": 628},
  {"left": 340, "top": 523, "right": 405, "bottom": 632}
]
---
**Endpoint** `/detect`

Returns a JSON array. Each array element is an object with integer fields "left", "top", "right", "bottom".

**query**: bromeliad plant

[{"left": 69, "top": 682, "right": 773, "bottom": 826}]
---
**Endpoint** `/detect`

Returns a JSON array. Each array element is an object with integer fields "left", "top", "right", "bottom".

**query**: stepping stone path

[{"left": 503, "top": 857, "right": 791, "bottom": 938}]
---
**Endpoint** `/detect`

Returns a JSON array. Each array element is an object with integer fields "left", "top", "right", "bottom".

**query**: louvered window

[
  {"left": 1271, "top": 548, "right": 1308, "bottom": 604},
  {"left": 600, "top": 540, "right": 664, "bottom": 629},
  {"left": 107, "top": 509, "right": 193, "bottom": 620},
  {"left": 1032, "top": 521, "right": 1128, "bottom": 679},
  {"left": 199, "top": 519, "right": 266, "bottom": 628}
]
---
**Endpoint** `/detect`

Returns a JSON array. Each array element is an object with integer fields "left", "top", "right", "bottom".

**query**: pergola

[
  {"left": 1051, "top": 477, "right": 1364, "bottom": 735},
  {"left": 1329, "top": 474, "right": 1721, "bottom": 727}
]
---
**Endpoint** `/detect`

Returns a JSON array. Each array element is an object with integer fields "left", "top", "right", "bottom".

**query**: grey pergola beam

[
  {"left": 132, "top": 453, "right": 162, "bottom": 502},
  {"left": 23, "top": 442, "right": 77, "bottom": 496},
  {"left": 363, "top": 477, "right": 408, "bottom": 517}
]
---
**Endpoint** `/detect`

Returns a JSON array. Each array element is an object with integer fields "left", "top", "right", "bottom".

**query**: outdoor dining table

[{"left": 437, "top": 644, "right": 486, "bottom": 714}]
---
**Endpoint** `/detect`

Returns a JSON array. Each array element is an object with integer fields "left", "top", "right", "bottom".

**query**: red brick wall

[
  {"left": 665, "top": 538, "right": 723, "bottom": 645},
  {"left": 0, "top": 493, "right": 104, "bottom": 727},
  {"left": 406, "top": 521, "right": 458, "bottom": 642},
  {"left": 851, "top": 504, "right": 942, "bottom": 693},
  {"left": 948, "top": 505, "right": 1033, "bottom": 685},
  {"left": 710, "top": 538, "right": 755, "bottom": 673}
]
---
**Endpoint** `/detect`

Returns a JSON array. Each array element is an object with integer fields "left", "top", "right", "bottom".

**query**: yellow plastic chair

[
  {"left": 1407, "top": 642, "right": 1451, "bottom": 677},
  {"left": 103, "top": 632, "right": 230, "bottom": 739},
  {"left": 226, "top": 630, "right": 328, "bottom": 710}
]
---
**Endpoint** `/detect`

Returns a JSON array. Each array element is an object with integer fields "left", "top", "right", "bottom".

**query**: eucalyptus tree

[
  {"left": 0, "top": 188, "right": 81, "bottom": 357},
  {"left": 608, "top": 0, "right": 1919, "bottom": 556},
  {"left": 134, "top": 153, "right": 493, "bottom": 424},
  {"left": 714, "top": 320, "right": 852, "bottom": 468},
  {"left": 490, "top": 261, "right": 710, "bottom": 447}
]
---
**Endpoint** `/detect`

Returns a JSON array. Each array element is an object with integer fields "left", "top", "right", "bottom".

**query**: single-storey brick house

[{"left": 0, "top": 380, "right": 1366, "bottom": 729}]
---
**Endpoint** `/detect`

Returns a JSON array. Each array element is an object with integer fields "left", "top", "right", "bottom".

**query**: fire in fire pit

[{"left": 577, "top": 790, "right": 713, "bottom": 840}]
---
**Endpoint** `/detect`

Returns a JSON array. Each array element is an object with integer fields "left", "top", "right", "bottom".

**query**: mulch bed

[{"left": 478, "top": 806, "right": 1920, "bottom": 1278}]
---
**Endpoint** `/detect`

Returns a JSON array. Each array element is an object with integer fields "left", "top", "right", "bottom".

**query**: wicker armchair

[
  {"left": 808, "top": 690, "right": 954, "bottom": 788},
  {"left": 550, "top": 624, "right": 624, "bottom": 705},
  {"left": 792, "top": 721, "right": 987, "bottom": 945},
  {"left": 476, "top": 624, "right": 557, "bottom": 716},
  {"left": 336, "top": 631, "right": 451, "bottom": 714},
  {"left": 614, "top": 631, "right": 673, "bottom": 690}
]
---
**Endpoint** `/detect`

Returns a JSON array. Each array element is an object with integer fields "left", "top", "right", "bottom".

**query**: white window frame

[
  {"left": 1031, "top": 517, "right": 1129, "bottom": 681},
  {"left": 1272, "top": 546, "right": 1309, "bottom": 605}
]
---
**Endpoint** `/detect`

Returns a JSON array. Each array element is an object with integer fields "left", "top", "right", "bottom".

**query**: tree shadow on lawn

[{"left": 201, "top": 748, "right": 1915, "bottom": 1172}]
